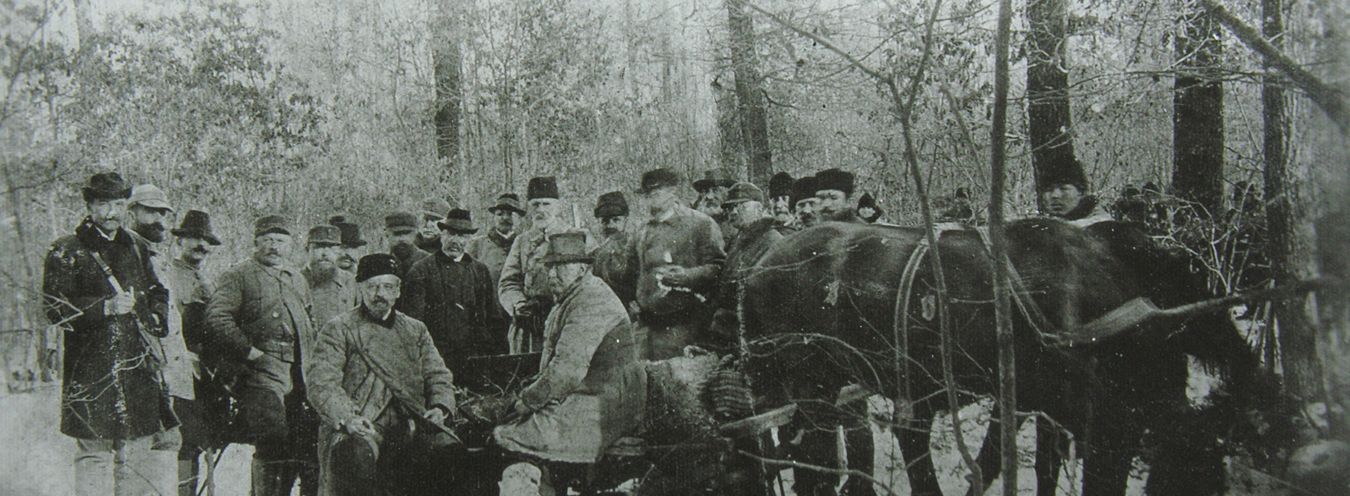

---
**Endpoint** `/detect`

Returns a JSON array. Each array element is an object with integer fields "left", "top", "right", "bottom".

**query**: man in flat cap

[
  {"left": 791, "top": 175, "right": 821, "bottom": 229},
  {"left": 328, "top": 216, "right": 367, "bottom": 273},
  {"left": 415, "top": 197, "right": 455, "bottom": 254},
  {"left": 500, "top": 176, "right": 592, "bottom": 354},
  {"left": 305, "top": 225, "right": 355, "bottom": 330},
  {"left": 307, "top": 254, "right": 459, "bottom": 496},
  {"left": 385, "top": 212, "right": 429, "bottom": 285},
  {"left": 591, "top": 191, "right": 636, "bottom": 310},
  {"left": 494, "top": 231, "right": 645, "bottom": 488},
  {"left": 205, "top": 214, "right": 319, "bottom": 495},
  {"left": 815, "top": 168, "right": 864, "bottom": 224},
  {"left": 403, "top": 208, "right": 507, "bottom": 376},
  {"left": 43, "top": 172, "right": 177, "bottom": 495},
  {"left": 165, "top": 209, "right": 226, "bottom": 495},
  {"left": 466, "top": 193, "right": 524, "bottom": 298},
  {"left": 627, "top": 168, "right": 726, "bottom": 360},
  {"left": 710, "top": 182, "right": 783, "bottom": 346}
]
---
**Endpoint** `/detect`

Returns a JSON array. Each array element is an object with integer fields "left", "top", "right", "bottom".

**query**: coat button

[{"left": 272, "top": 312, "right": 280, "bottom": 318}]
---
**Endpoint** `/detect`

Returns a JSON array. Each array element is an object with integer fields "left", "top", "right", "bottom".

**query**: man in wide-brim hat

[
  {"left": 328, "top": 216, "right": 367, "bottom": 273},
  {"left": 403, "top": 208, "right": 507, "bottom": 376},
  {"left": 466, "top": 193, "right": 524, "bottom": 302},
  {"left": 43, "top": 172, "right": 177, "bottom": 495},
  {"left": 494, "top": 231, "right": 645, "bottom": 485}
]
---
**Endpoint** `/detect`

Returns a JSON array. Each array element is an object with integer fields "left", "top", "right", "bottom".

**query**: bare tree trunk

[
  {"left": 1173, "top": 0, "right": 1225, "bottom": 215},
  {"left": 1261, "top": 0, "right": 1326, "bottom": 405},
  {"left": 434, "top": 0, "right": 463, "bottom": 162},
  {"left": 726, "top": 0, "right": 772, "bottom": 185},
  {"left": 1026, "top": 0, "right": 1079, "bottom": 203},
  {"left": 713, "top": 77, "right": 744, "bottom": 173},
  {"left": 991, "top": 0, "right": 1019, "bottom": 492}
]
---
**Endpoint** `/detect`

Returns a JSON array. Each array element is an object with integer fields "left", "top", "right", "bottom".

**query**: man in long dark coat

[
  {"left": 205, "top": 215, "right": 318, "bottom": 496},
  {"left": 403, "top": 208, "right": 507, "bottom": 375},
  {"left": 710, "top": 182, "right": 783, "bottom": 347},
  {"left": 43, "top": 172, "right": 177, "bottom": 495},
  {"left": 307, "top": 254, "right": 460, "bottom": 496}
]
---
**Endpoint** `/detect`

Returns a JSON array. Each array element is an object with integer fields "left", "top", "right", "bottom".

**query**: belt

[{"left": 256, "top": 340, "right": 297, "bottom": 363}]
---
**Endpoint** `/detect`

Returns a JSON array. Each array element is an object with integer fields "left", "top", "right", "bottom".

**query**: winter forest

[{"left": 2, "top": 0, "right": 1350, "bottom": 494}]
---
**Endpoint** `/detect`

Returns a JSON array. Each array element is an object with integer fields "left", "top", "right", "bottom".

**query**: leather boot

[{"left": 251, "top": 458, "right": 296, "bottom": 496}]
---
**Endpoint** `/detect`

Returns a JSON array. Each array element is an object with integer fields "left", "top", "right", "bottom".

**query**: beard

[
  {"left": 310, "top": 260, "right": 336, "bottom": 279},
  {"left": 134, "top": 222, "right": 165, "bottom": 243}
]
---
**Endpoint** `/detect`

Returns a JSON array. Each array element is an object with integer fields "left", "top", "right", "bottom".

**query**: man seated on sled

[
  {"left": 494, "top": 231, "right": 647, "bottom": 492},
  {"left": 306, "top": 254, "right": 460, "bottom": 496}
]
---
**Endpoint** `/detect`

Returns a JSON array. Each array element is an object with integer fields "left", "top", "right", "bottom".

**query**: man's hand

[
  {"left": 423, "top": 406, "right": 449, "bottom": 426},
  {"left": 513, "top": 399, "right": 533, "bottom": 416},
  {"left": 105, "top": 290, "right": 136, "bottom": 315},
  {"left": 512, "top": 300, "right": 534, "bottom": 318},
  {"left": 659, "top": 265, "right": 689, "bottom": 287},
  {"left": 343, "top": 417, "right": 376, "bottom": 438}
]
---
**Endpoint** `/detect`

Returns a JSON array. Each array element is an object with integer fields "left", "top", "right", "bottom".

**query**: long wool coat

[
  {"left": 493, "top": 274, "right": 646, "bottom": 463},
  {"left": 401, "top": 251, "right": 507, "bottom": 370},
  {"left": 43, "top": 218, "right": 176, "bottom": 440}
]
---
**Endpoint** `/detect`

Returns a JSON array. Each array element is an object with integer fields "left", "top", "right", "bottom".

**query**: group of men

[{"left": 46, "top": 163, "right": 1112, "bottom": 495}]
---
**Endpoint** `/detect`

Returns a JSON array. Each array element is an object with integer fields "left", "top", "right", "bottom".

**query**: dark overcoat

[
  {"left": 402, "top": 251, "right": 508, "bottom": 369},
  {"left": 43, "top": 218, "right": 176, "bottom": 440}
]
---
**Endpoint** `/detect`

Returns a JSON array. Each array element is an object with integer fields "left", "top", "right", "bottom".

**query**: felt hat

[
  {"left": 254, "top": 215, "right": 291, "bottom": 237},
  {"left": 527, "top": 177, "right": 560, "bottom": 201},
  {"left": 420, "top": 197, "right": 454, "bottom": 220},
  {"left": 436, "top": 208, "right": 478, "bottom": 234},
  {"left": 307, "top": 225, "right": 342, "bottom": 247},
  {"left": 489, "top": 193, "right": 526, "bottom": 216},
  {"left": 171, "top": 210, "right": 221, "bottom": 245},
  {"left": 356, "top": 253, "right": 400, "bottom": 282},
  {"left": 790, "top": 176, "right": 819, "bottom": 210},
  {"left": 769, "top": 172, "right": 794, "bottom": 199},
  {"left": 815, "top": 168, "right": 855, "bottom": 196},
  {"left": 693, "top": 168, "right": 736, "bottom": 193},
  {"left": 594, "top": 191, "right": 629, "bottom": 218},
  {"left": 82, "top": 172, "right": 132, "bottom": 203},
  {"left": 542, "top": 231, "right": 593, "bottom": 265},
  {"left": 332, "top": 220, "right": 367, "bottom": 248},
  {"left": 722, "top": 181, "right": 766, "bottom": 208},
  {"left": 128, "top": 184, "right": 174, "bottom": 211},
  {"left": 639, "top": 168, "right": 682, "bottom": 194},
  {"left": 385, "top": 212, "right": 419, "bottom": 234}
]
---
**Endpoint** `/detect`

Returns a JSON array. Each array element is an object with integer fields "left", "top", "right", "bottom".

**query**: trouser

[
  {"left": 76, "top": 434, "right": 175, "bottom": 496},
  {"left": 637, "top": 306, "right": 717, "bottom": 360},
  {"left": 244, "top": 357, "right": 319, "bottom": 496},
  {"left": 328, "top": 407, "right": 460, "bottom": 496},
  {"left": 151, "top": 396, "right": 215, "bottom": 496}
]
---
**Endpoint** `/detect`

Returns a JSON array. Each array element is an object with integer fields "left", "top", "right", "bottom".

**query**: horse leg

[
  {"left": 1034, "top": 415, "right": 1067, "bottom": 496},
  {"left": 839, "top": 413, "right": 876, "bottom": 496},
  {"left": 967, "top": 401, "right": 1004, "bottom": 496},
  {"left": 1142, "top": 409, "right": 1227, "bottom": 496},
  {"left": 899, "top": 404, "right": 943, "bottom": 496},
  {"left": 1080, "top": 418, "right": 1140, "bottom": 496}
]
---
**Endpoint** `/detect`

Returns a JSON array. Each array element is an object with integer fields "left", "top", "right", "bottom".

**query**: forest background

[{"left": 2, "top": 0, "right": 1349, "bottom": 491}]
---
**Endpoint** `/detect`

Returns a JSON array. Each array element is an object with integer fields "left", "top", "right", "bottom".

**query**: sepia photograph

[{"left": 1, "top": 0, "right": 1348, "bottom": 494}]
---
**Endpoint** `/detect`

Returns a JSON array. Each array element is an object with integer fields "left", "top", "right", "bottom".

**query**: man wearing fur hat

[
  {"left": 815, "top": 168, "right": 864, "bottom": 224},
  {"left": 768, "top": 172, "right": 798, "bottom": 233},
  {"left": 205, "top": 214, "right": 319, "bottom": 495},
  {"left": 494, "top": 231, "right": 645, "bottom": 481},
  {"left": 791, "top": 175, "right": 821, "bottom": 229},
  {"left": 499, "top": 176, "right": 592, "bottom": 354},
  {"left": 590, "top": 191, "right": 636, "bottom": 309},
  {"left": 307, "top": 254, "right": 459, "bottom": 496},
  {"left": 1039, "top": 160, "right": 1111, "bottom": 225},
  {"left": 627, "top": 168, "right": 727, "bottom": 360},
  {"left": 856, "top": 192, "right": 884, "bottom": 224},
  {"left": 403, "top": 208, "right": 507, "bottom": 375},
  {"left": 44, "top": 172, "right": 177, "bottom": 495}
]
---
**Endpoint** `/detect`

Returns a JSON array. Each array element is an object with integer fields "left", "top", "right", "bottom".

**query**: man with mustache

[
  {"left": 43, "top": 172, "right": 176, "bottom": 495},
  {"left": 128, "top": 184, "right": 211, "bottom": 495},
  {"left": 627, "top": 168, "right": 726, "bottom": 360},
  {"left": 385, "top": 212, "right": 429, "bottom": 285},
  {"left": 768, "top": 172, "right": 799, "bottom": 233},
  {"left": 814, "top": 168, "right": 864, "bottom": 224},
  {"left": 415, "top": 197, "right": 454, "bottom": 254},
  {"left": 466, "top": 193, "right": 524, "bottom": 300},
  {"left": 791, "top": 175, "right": 821, "bottom": 229},
  {"left": 710, "top": 182, "right": 783, "bottom": 346},
  {"left": 307, "top": 254, "right": 460, "bottom": 496},
  {"left": 328, "top": 216, "right": 367, "bottom": 273},
  {"left": 693, "top": 168, "right": 738, "bottom": 243},
  {"left": 590, "top": 191, "right": 635, "bottom": 310},
  {"left": 499, "top": 176, "right": 593, "bottom": 354},
  {"left": 206, "top": 215, "right": 319, "bottom": 496},
  {"left": 305, "top": 225, "right": 355, "bottom": 330},
  {"left": 164, "top": 209, "right": 224, "bottom": 496},
  {"left": 402, "top": 208, "right": 506, "bottom": 376}
]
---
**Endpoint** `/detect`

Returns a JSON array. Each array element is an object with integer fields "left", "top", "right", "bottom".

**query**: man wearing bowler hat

[
  {"left": 305, "top": 225, "right": 356, "bottom": 330},
  {"left": 499, "top": 176, "right": 593, "bottom": 354},
  {"left": 591, "top": 191, "right": 636, "bottom": 309},
  {"left": 165, "top": 209, "right": 225, "bottom": 495},
  {"left": 328, "top": 216, "right": 367, "bottom": 273},
  {"left": 627, "top": 168, "right": 726, "bottom": 360},
  {"left": 466, "top": 193, "right": 525, "bottom": 297},
  {"left": 403, "top": 208, "right": 507, "bottom": 375},
  {"left": 43, "top": 172, "right": 177, "bottom": 495},
  {"left": 205, "top": 214, "right": 319, "bottom": 495}
]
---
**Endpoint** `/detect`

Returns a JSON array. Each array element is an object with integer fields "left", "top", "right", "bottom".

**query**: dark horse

[{"left": 739, "top": 219, "right": 1292, "bottom": 496}]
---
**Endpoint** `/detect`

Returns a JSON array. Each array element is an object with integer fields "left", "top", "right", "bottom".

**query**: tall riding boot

[
  {"left": 251, "top": 458, "right": 296, "bottom": 496},
  {"left": 178, "top": 458, "right": 197, "bottom": 496}
]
